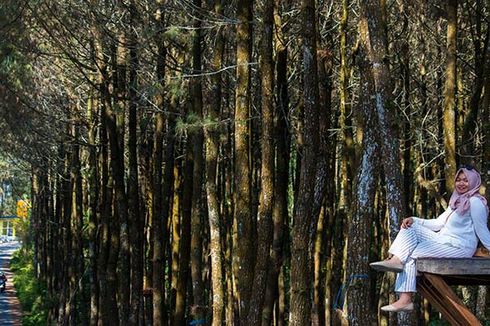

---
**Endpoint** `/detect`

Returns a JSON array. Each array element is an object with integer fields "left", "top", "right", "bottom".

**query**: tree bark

[
  {"left": 233, "top": 0, "right": 254, "bottom": 317},
  {"left": 346, "top": 45, "right": 379, "bottom": 325},
  {"left": 204, "top": 1, "right": 225, "bottom": 325},
  {"left": 359, "top": 0, "right": 406, "bottom": 240},
  {"left": 176, "top": 0, "right": 205, "bottom": 324},
  {"left": 112, "top": 33, "right": 131, "bottom": 325},
  {"left": 359, "top": 1, "right": 411, "bottom": 324},
  {"left": 443, "top": 0, "right": 458, "bottom": 190},
  {"left": 262, "top": 1, "right": 289, "bottom": 324},
  {"left": 244, "top": 0, "right": 274, "bottom": 323},
  {"left": 290, "top": 0, "right": 319, "bottom": 324},
  {"left": 152, "top": 29, "right": 170, "bottom": 326},
  {"left": 127, "top": 2, "right": 143, "bottom": 323},
  {"left": 87, "top": 72, "right": 99, "bottom": 326}
]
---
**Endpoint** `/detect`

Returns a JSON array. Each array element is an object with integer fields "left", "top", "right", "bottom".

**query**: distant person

[
  {"left": 370, "top": 165, "right": 490, "bottom": 312},
  {"left": 0, "top": 271, "right": 6, "bottom": 292}
]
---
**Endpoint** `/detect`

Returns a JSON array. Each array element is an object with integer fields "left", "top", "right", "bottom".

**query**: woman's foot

[
  {"left": 380, "top": 292, "right": 414, "bottom": 312},
  {"left": 369, "top": 256, "right": 403, "bottom": 272},
  {"left": 380, "top": 301, "right": 414, "bottom": 312}
]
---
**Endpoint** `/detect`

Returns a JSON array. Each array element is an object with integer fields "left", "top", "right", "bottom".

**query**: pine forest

[{"left": 0, "top": 0, "right": 489, "bottom": 325}]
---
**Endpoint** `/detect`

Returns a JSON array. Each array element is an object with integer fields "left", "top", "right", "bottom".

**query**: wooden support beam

[{"left": 417, "top": 273, "right": 482, "bottom": 326}]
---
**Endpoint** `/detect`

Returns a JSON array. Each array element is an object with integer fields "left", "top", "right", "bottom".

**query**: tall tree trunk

[
  {"left": 480, "top": 2, "right": 490, "bottom": 318},
  {"left": 234, "top": 0, "right": 254, "bottom": 318},
  {"left": 205, "top": 8, "right": 225, "bottom": 324},
  {"left": 443, "top": 0, "right": 458, "bottom": 189},
  {"left": 400, "top": 1, "right": 412, "bottom": 215},
  {"left": 290, "top": 0, "right": 319, "bottom": 324},
  {"left": 346, "top": 45, "right": 379, "bottom": 325},
  {"left": 262, "top": 1, "right": 289, "bottom": 324},
  {"left": 203, "top": 1, "right": 225, "bottom": 325},
  {"left": 87, "top": 74, "right": 99, "bottom": 326},
  {"left": 175, "top": 0, "right": 204, "bottom": 324},
  {"left": 312, "top": 48, "right": 333, "bottom": 326},
  {"left": 90, "top": 21, "right": 116, "bottom": 324},
  {"left": 482, "top": 0, "right": 490, "bottom": 205},
  {"left": 462, "top": 1, "right": 488, "bottom": 160},
  {"left": 70, "top": 122, "right": 85, "bottom": 325},
  {"left": 152, "top": 25, "right": 169, "bottom": 325},
  {"left": 127, "top": 2, "right": 143, "bottom": 323},
  {"left": 359, "top": 0, "right": 406, "bottom": 240},
  {"left": 58, "top": 141, "right": 73, "bottom": 326},
  {"left": 338, "top": 0, "right": 354, "bottom": 221},
  {"left": 244, "top": 0, "right": 274, "bottom": 323},
  {"left": 97, "top": 86, "right": 115, "bottom": 326},
  {"left": 151, "top": 102, "right": 165, "bottom": 326},
  {"left": 171, "top": 163, "right": 182, "bottom": 318},
  {"left": 113, "top": 33, "right": 131, "bottom": 326},
  {"left": 359, "top": 1, "right": 410, "bottom": 324}
]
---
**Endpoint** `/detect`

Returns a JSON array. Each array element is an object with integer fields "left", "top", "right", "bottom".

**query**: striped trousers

[{"left": 388, "top": 223, "right": 474, "bottom": 292}]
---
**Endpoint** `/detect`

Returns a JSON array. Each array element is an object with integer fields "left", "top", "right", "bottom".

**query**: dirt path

[{"left": 0, "top": 242, "right": 22, "bottom": 326}]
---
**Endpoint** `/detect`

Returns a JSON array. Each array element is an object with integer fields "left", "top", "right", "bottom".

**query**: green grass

[{"left": 10, "top": 249, "right": 49, "bottom": 326}]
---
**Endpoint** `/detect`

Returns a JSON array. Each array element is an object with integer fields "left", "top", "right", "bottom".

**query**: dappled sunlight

[{"left": 0, "top": 241, "right": 22, "bottom": 325}]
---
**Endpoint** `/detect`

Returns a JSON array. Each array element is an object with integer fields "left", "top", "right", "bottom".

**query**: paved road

[{"left": 0, "top": 242, "right": 22, "bottom": 326}]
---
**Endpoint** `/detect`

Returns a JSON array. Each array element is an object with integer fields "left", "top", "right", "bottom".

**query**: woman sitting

[{"left": 370, "top": 166, "right": 490, "bottom": 312}]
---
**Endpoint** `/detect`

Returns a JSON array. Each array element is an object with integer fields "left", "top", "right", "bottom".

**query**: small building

[{"left": 0, "top": 215, "right": 17, "bottom": 240}]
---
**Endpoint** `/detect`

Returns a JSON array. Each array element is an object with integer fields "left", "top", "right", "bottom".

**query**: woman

[{"left": 370, "top": 166, "right": 490, "bottom": 312}]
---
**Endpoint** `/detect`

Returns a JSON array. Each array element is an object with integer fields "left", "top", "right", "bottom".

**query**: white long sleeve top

[{"left": 412, "top": 197, "right": 490, "bottom": 252}]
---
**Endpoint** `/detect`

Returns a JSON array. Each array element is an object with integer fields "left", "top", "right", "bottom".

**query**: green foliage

[
  {"left": 0, "top": 155, "right": 31, "bottom": 216},
  {"left": 0, "top": 1, "right": 31, "bottom": 90},
  {"left": 175, "top": 112, "right": 225, "bottom": 140},
  {"left": 13, "top": 216, "right": 32, "bottom": 249},
  {"left": 10, "top": 249, "right": 51, "bottom": 326}
]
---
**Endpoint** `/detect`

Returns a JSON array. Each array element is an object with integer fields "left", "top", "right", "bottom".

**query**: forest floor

[{"left": 0, "top": 241, "right": 22, "bottom": 326}]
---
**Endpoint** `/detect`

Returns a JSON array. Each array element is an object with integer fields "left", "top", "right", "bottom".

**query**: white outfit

[{"left": 389, "top": 197, "right": 490, "bottom": 292}]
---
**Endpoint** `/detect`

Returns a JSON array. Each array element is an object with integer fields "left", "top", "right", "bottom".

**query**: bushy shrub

[{"left": 10, "top": 249, "right": 49, "bottom": 326}]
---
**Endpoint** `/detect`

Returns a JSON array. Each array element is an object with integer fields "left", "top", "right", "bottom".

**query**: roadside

[{"left": 0, "top": 242, "right": 22, "bottom": 326}]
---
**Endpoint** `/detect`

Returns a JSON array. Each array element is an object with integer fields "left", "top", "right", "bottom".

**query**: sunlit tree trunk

[
  {"left": 171, "top": 163, "right": 182, "bottom": 318},
  {"left": 359, "top": 0, "right": 405, "bottom": 241},
  {"left": 346, "top": 44, "right": 379, "bottom": 324},
  {"left": 204, "top": 0, "right": 225, "bottom": 325},
  {"left": 443, "top": 0, "right": 457, "bottom": 189},
  {"left": 330, "top": 1, "right": 354, "bottom": 321},
  {"left": 359, "top": 1, "right": 409, "bottom": 325},
  {"left": 234, "top": 0, "right": 254, "bottom": 318},
  {"left": 338, "top": 0, "right": 354, "bottom": 227}
]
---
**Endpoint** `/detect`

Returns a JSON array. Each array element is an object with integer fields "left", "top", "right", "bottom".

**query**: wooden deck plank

[{"left": 417, "top": 257, "right": 490, "bottom": 275}]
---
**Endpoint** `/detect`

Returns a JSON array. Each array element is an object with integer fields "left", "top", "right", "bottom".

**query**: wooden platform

[{"left": 416, "top": 257, "right": 490, "bottom": 325}]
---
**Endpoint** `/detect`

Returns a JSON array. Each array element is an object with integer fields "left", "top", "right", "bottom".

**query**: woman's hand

[{"left": 401, "top": 217, "right": 414, "bottom": 229}]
